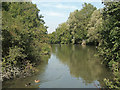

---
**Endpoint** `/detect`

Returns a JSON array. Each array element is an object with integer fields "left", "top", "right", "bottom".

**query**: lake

[{"left": 3, "top": 44, "right": 112, "bottom": 88}]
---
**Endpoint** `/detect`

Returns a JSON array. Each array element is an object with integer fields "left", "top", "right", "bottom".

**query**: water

[{"left": 3, "top": 44, "right": 112, "bottom": 88}]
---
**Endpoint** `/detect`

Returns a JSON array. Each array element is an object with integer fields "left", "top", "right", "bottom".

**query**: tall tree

[
  {"left": 67, "top": 3, "right": 96, "bottom": 44},
  {"left": 87, "top": 9, "right": 103, "bottom": 45}
]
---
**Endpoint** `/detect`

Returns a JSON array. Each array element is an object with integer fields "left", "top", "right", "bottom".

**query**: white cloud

[
  {"left": 32, "top": 0, "right": 102, "bottom": 2},
  {"left": 40, "top": 3, "right": 78, "bottom": 10},
  {"left": 40, "top": 3, "right": 52, "bottom": 7},
  {"left": 55, "top": 4, "right": 78, "bottom": 9},
  {"left": 48, "top": 12, "right": 64, "bottom": 17},
  {"left": 39, "top": 11, "right": 64, "bottom": 17}
]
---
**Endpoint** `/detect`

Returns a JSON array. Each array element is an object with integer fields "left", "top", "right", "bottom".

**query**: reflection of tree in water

[{"left": 51, "top": 45, "right": 111, "bottom": 86}]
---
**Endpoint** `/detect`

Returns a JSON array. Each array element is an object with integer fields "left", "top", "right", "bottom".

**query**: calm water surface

[{"left": 3, "top": 45, "right": 112, "bottom": 88}]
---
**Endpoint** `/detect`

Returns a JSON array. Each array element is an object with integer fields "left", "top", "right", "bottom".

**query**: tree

[
  {"left": 49, "top": 3, "right": 96, "bottom": 44},
  {"left": 56, "top": 23, "right": 72, "bottom": 44},
  {"left": 67, "top": 3, "right": 96, "bottom": 44},
  {"left": 87, "top": 9, "right": 103, "bottom": 45},
  {"left": 2, "top": 2, "right": 50, "bottom": 80},
  {"left": 98, "top": 1, "right": 120, "bottom": 89}
]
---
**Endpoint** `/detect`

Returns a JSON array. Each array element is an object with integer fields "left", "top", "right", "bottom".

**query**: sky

[{"left": 32, "top": 0, "right": 105, "bottom": 34}]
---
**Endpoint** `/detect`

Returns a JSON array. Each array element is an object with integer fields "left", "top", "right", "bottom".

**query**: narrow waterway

[{"left": 3, "top": 44, "right": 112, "bottom": 88}]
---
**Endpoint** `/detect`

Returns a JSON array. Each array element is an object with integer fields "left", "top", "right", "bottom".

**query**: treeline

[
  {"left": 49, "top": 3, "right": 99, "bottom": 45},
  {"left": 49, "top": 1, "right": 120, "bottom": 89},
  {"left": 2, "top": 2, "right": 50, "bottom": 80}
]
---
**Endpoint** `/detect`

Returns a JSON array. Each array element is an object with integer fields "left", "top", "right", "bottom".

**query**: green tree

[
  {"left": 98, "top": 1, "right": 120, "bottom": 89},
  {"left": 87, "top": 9, "right": 103, "bottom": 45},
  {"left": 49, "top": 3, "right": 96, "bottom": 44},
  {"left": 2, "top": 2, "right": 50, "bottom": 80},
  {"left": 67, "top": 3, "right": 96, "bottom": 44},
  {"left": 56, "top": 23, "right": 72, "bottom": 44}
]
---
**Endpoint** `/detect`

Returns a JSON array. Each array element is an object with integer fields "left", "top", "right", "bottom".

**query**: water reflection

[
  {"left": 51, "top": 44, "right": 111, "bottom": 87},
  {"left": 3, "top": 45, "right": 112, "bottom": 88}
]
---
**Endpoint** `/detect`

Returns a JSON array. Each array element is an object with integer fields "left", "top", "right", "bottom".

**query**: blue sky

[{"left": 32, "top": 0, "right": 105, "bottom": 33}]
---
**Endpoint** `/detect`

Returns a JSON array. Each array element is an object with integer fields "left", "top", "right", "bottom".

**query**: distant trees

[
  {"left": 68, "top": 3, "right": 96, "bottom": 44},
  {"left": 56, "top": 23, "right": 72, "bottom": 44},
  {"left": 87, "top": 9, "right": 103, "bottom": 45},
  {"left": 49, "top": 1, "right": 120, "bottom": 89},
  {"left": 49, "top": 23, "right": 72, "bottom": 44},
  {"left": 2, "top": 2, "right": 50, "bottom": 79},
  {"left": 49, "top": 3, "right": 96, "bottom": 44}
]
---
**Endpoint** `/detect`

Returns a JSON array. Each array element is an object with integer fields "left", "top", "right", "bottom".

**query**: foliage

[
  {"left": 49, "top": 3, "right": 96, "bottom": 44},
  {"left": 86, "top": 9, "right": 103, "bottom": 45},
  {"left": 56, "top": 23, "right": 72, "bottom": 44},
  {"left": 68, "top": 3, "right": 96, "bottom": 44},
  {"left": 2, "top": 2, "right": 50, "bottom": 80},
  {"left": 98, "top": 1, "right": 120, "bottom": 89}
]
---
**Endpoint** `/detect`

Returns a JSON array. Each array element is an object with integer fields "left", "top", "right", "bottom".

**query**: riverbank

[
  {"left": 2, "top": 2, "right": 51, "bottom": 82},
  {"left": 2, "top": 53, "right": 51, "bottom": 82}
]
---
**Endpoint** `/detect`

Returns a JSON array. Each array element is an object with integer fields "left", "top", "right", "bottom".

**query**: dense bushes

[
  {"left": 98, "top": 1, "right": 120, "bottom": 89},
  {"left": 2, "top": 2, "right": 50, "bottom": 80}
]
